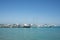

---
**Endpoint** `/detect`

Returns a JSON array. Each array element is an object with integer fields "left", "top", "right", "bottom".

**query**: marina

[{"left": 0, "top": 24, "right": 60, "bottom": 28}]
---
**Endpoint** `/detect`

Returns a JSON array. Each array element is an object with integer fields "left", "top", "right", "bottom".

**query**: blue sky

[{"left": 0, "top": 0, "right": 60, "bottom": 24}]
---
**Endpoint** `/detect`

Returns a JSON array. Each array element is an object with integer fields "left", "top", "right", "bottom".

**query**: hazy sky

[{"left": 0, "top": 0, "right": 60, "bottom": 24}]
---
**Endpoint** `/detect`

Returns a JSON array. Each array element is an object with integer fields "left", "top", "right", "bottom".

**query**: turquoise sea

[{"left": 0, "top": 28, "right": 60, "bottom": 40}]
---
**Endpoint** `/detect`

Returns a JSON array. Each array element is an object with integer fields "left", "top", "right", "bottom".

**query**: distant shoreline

[{"left": 0, "top": 24, "right": 60, "bottom": 28}]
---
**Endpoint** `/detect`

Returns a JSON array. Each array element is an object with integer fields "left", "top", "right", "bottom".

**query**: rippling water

[{"left": 0, "top": 28, "right": 60, "bottom": 40}]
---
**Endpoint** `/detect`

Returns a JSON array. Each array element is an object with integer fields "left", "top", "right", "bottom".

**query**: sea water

[{"left": 0, "top": 27, "right": 60, "bottom": 40}]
